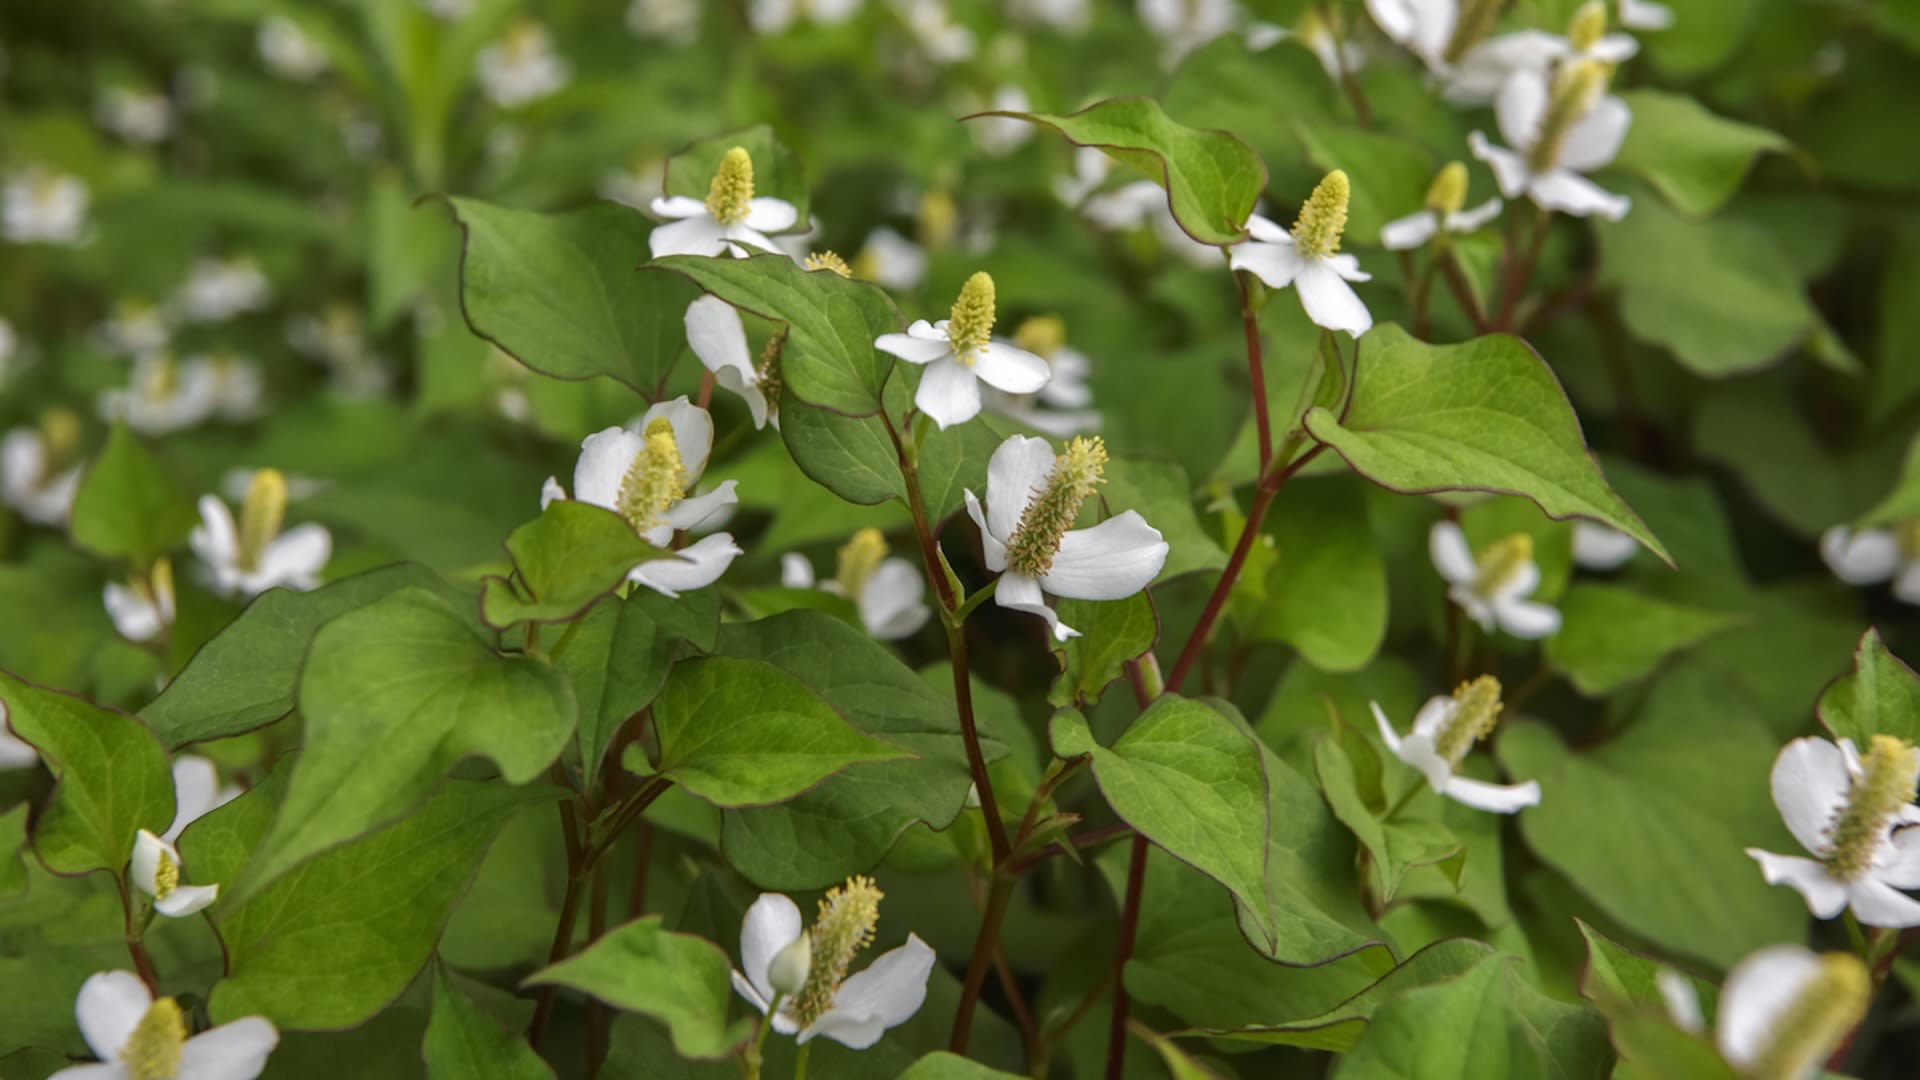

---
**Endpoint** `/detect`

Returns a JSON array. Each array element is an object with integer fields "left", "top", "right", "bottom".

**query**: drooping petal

[
  {"left": 540, "top": 477, "right": 568, "bottom": 509},
  {"left": 803, "top": 934, "right": 937, "bottom": 1049},
  {"left": 1747, "top": 849, "right": 1850, "bottom": 918},
  {"left": 780, "top": 553, "right": 815, "bottom": 589},
  {"left": 1528, "top": 171, "right": 1631, "bottom": 221},
  {"left": 970, "top": 343, "right": 1052, "bottom": 395},
  {"left": 744, "top": 198, "right": 799, "bottom": 233},
  {"left": 1821, "top": 526, "right": 1900, "bottom": 585},
  {"left": 1370, "top": 701, "right": 1405, "bottom": 755},
  {"left": 103, "top": 583, "right": 163, "bottom": 643},
  {"left": 983, "top": 434, "right": 1058, "bottom": 543},
  {"left": 1380, "top": 210, "right": 1439, "bottom": 250},
  {"left": 155, "top": 881, "right": 220, "bottom": 917},
  {"left": 686, "top": 297, "right": 753, "bottom": 380},
  {"left": 639, "top": 396, "right": 715, "bottom": 481},
  {"left": 649, "top": 195, "right": 709, "bottom": 219},
  {"left": 964, "top": 490, "right": 1008, "bottom": 571},
  {"left": 997, "top": 572, "right": 1076, "bottom": 641},
  {"left": 167, "top": 756, "right": 222, "bottom": 843},
  {"left": 1846, "top": 876, "right": 1920, "bottom": 929},
  {"left": 191, "top": 495, "right": 240, "bottom": 568},
  {"left": 1410, "top": 696, "right": 1455, "bottom": 739},
  {"left": 1468, "top": 132, "right": 1531, "bottom": 198},
  {"left": 630, "top": 532, "right": 742, "bottom": 598},
  {"left": 1293, "top": 263, "right": 1373, "bottom": 337},
  {"left": 913, "top": 357, "right": 984, "bottom": 430},
  {"left": 130, "top": 830, "right": 171, "bottom": 898},
  {"left": 875, "top": 332, "right": 954, "bottom": 367},
  {"left": 1228, "top": 239, "right": 1307, "bottom": 290},
  {"left": 1559, "top": 96, "right": 1633, "bottom": 173},
  {"left": 1494, "top": 68, "right": 1549, "bottom": 152},
  {"left": 1041, "top": 513, "right": 1168, "bottom": 601},
  {"left": 1769, "top": 737, "right": 1849, "bottom": 856},
  {"left": 176, "top": 1017, "right": 279, "bottom": 1080},
  {"left": 859, "top": 559, "right": 931, "bottom": 640},
  {"left": 1427, "top": 521, "right": 1477, "bottom": 585},
  {"left": 738, "top": 892, "right": 804, "bottom": 1005},
  {"left": 647, "top": 215, "right": 730, "bottom": 259},
  {"left": 75, "top": 970, "right": 151, "bottom": 1062},
  {"left": 1442, "top": 774, "right": 1541, "bottom": 814},
  {"left": 573, "top": 427, "right": 646, "bottom": 509},
  {"left": 1448, "top": 198, "right": 1505, "bottom": 233},
  {"left": 1493, "top": 596, "right": 1562, "bottom": 639},
  {"left": 1877, "top": 827, "right": 1920, "bottom": 888},
  {"left": 659, "top": 480, "right": 740, "bottom": 534},
  {"left": 1715, "top": 944, "right": 1828, "bottom": 1071}
]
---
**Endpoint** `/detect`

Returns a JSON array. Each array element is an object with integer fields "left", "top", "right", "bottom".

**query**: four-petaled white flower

[
  {"left": 131, "top": 828, "right": 220, "bottom": 918},
  {"left": 876, "top": 272, "right": 1051, "bottom": 430},
  {"left": 732, "top": 880, "right": 936, "bottom": 1048},
  {"left": 1572, "top": 521, "right": 1638, "bottom": 571},
  {"left": 1469, "top": 64, "right": 1632, "bottom": 221},
  {"left": 685, "top": 297, "right": 776, "bottom": 430},
  {"left": 1660, "top": 945, "right": 1869, "bottom": 1080},
  {"left": 2, "top": 417, "right": 84, "bottom": 527},
  {"left": 175, "top": 258, "right": 270, "bottom": 323},
  {"left": 4, "top": 166, "right": 90, "bottom": 246},
  {"left": 104, "top": 559, "right": 177, "bottom": 644},
  {"left": 782, "top": 529, "right": 931, "bottom": 640},
  {"left": 1381, "top": 162, "right": 1503, "bottom": 250},
  {"left": 1428, "top": 521, "right": 1562, "bottom": 639},
  {"left": 51, "top": 970, "right": 277, "bottom": 1080},
  {"left": 648, "top": 147, "right": 798, "bottom": 259},
  {"left": 258, "top": 16, "right": 328, "bottom": 81},
  {"left": 966, "top": 434, "right": 1169, "bottom": 641},
  {"left": 1230, "top": 171, "right": 1373, "bottom": 338},
  {"left": 477, "top": 21, "right": 571, "bottom": 107},
  {"left": 1747, "top": 735, "right": 1920, "bottom": 928},
  {"left": 1363, "top": 0, "right": 1518, "bottom": 102},
  {"left": 191, "top": 470, "right": 332, "bottom": 598},
  {"left": 1820, "top": 524, "right": 1920, "bottom": 605},
  {"left": 0, "top": 701, "right": 37, "bottom": 771},
  {"left": 96, "top": 87, "right": 175, "bottom": 145},
  {"left": 750, "top": 0, "right": 861, "bottom": 34},
  {"left": 540, "top": 397, "right": 743, "bottom": 598},
  {"left": 1371, "top": 678, "right": 1542, "bottom": 814}
]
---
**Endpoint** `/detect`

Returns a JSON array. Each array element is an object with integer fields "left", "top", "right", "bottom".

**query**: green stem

[
  {"left": 793, "top": 1042, "right": 810, "bottom": 1080},
  {"left": 745, "top": 992, "right": 784, "bottom": 1080}
]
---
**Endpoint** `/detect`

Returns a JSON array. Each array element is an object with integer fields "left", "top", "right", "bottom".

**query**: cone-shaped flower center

[
  {"left": 1824, "top": 734, "right": 1919, "bottom": 881},
  {"left": 121, "top": 997, "right": 186, "bottom": 1080},
  {"left": 792, "top": 875, "right": 884, "bottom": 1030},
  {"left": 835, "top": 529, "right": 889, "bottom": 597},
  {"left": 136, "top": 557, "right": 176, "bottom": 612},
  {"left": 1005, "top": 436, "right": 1107, "bottom": 578},
  {"left": 237, "top": 468, "right": 289, "bottom": 574},
  {"left": 1426, "top": 162, "right": 1469, "bottom": 216},
  {"left": 1443, "top": 0, "right": 1505, "bottom": 62},
  {"left": 1530, "top": 60, "right": 1609, "bottom": 173},
  {"left": 705, "top": 147, "right": 756, "bottom": 226},
  {"left": 1747, "top": 953, "right": 1869, "bottom": 1080},
  {"left": 615, "top": 419, "right": 688, "bottom": 534},
  {"left": 152, "top": 846, "right": 181, "bottom": 900},
  {"left": 1014, "top": 315, "right": 1066, "bottom": 361},
  {"left": 947, "top": 272, "right": 997, "bottom": 360},
  {"left": 1290, "top": 171, "right": 1351, "bottom": 260},
  {"left": 1566, "top": 1, "right": 1607, "bottom": 53},
  {"left": 918, "top": 190, "right": 957, "bottom": 250},
  {"left": 804, "top": 251, "right": 852, "bottom": 277},
  {"left": 1471, "top": 533, "right": 1533, "bottom": 597},
  {"left": 1434, "top": 675, "right": 1505, "bottom": 766},
  {"left": 36, "top": 407, "right": 81, "bottom": 489}
]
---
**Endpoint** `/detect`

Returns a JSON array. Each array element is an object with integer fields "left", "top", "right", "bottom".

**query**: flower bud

[{"left": 768, "top": 932, "right": 812, "bottom": 997}]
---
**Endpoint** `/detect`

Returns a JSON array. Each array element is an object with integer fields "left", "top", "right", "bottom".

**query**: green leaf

[
  {"left": 67, "top": 423, "right": 199, "bottom": 563},
  {"left": 1610, "top": 1016, "right": 1740, "bottom": 1080},
  {"left": 190, "top": 777, "right": 551, "bottom": 1030},
  {"left": 1818, "top": 628, "right": 1920, "bottom": 746},
  {"left": 142, "top": 564, "right": 471, "bottom": 748},
  {"left": 1576, "top": 919, "right": 1713, "bottom": 1021},
  {"left": 662, "top": 124, "right": 811, "bottom": 231},
  {"left": 643, "top": 655, "right": 907, "bottom": 808},
  {"left": 713, "top": 612, "right": 1006, "bottom": 889},
  {"left": 445, "top": 196, "right": 705, "bottom": 393},
  {"left": 780, "top": 396, "right": 906, "bottom": 505},
  {"left": 994, "top": 97, "right": 1266, "bottom": 245},
  {"left": 1302, "top": 325, "right": 1667, "bottom": 562},
  {"left": 1191, "top": 939, "right": 1493, "bottom": 1050},
  {"left": 1048, "top": 593, "right": 1159, "bottom": 708},
  {"left": 524, "top": 916, "right": 753, "bottom": 1060},
  {"left": 1858, "top": 433, "right": 1920, "bottom": 528},
  {"left": 1333, "top": 956, "right": 1611, "bottom": 1079},
  {"left": 0, "top": 673, "right": 172, "bottom": 875},
  {"left": 557, "top": 588, "right": 720, "bottom": 784},
  {"left": 479, "top": 502, "right": 666, "bottom": 629},
  {"left": 1295, "top": 123, "right": 1432, "bottom": 247},
  {"left": 424, "top": 963, "right": 556, "bottom": 1080},
  {"left": 1315, "top": 737, "right": 1462, "bottom": 904},
  {"left": 1545, "top": 586, "right": 1744, "bottom": 696},
  {"left": 1251, "top": 477, "right": 1387, "bottom": 673},
  {"left": 1613, "top": 91, "right": 1790, "bottom": 216},
  {"left": 235, "top": 588, "right": 575, "bottom": 902},
  {"left": 649, "top": 254, "right": 900, "bottom": 416},
  {"left": 897, "top": 1053, "right": 1025, "bottom": 1079}
]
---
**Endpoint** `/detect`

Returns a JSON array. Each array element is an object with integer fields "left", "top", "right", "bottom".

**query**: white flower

[
  {"left": 99, "top": 355, "right": 220, "bottom": 436},
  {"left": 750, "top": 0, "right": 861, "bottom": 33},
  {"left": 1572, "top": 521, "right": 1638, "bottom": 571},
  {"left": 1449, "top": 10, "right": 1640, "bottom": 108},
  {"left": 289, "top": 306, "right": 389, "bottom": 395},
  {"left": 1371, "top": 681, "right": 1541, "bottom": 814},
  {"left": 165, "top": 755, "right": 243, "bottom": 844},
  {"left": 477, "top": 21, "right": 571, "bottom": 107},
  {"left": 1, "top": 422, "right": 82, "bottom": 527},
  {"left": 968, "top": 86, "right": 1035, "bottom": 157},
  {"left": 1617, "top": 0, "right": 1672, "bottom": 32},
  {"left": 540, "top": 397, "right": 743, "bottom": 598},
  {"left": 1820, "top": 525, "right": 1920, "bottom": 605},
  {"left": 1661, "top": 945, "right": 1869, "bottom": 1080},
  {"left": 191, "top": 470, "right": 331, "bottom": 598},
  {"left": 1229, "top": 172, "right": 1373, "bottom": 338},
  {"left": 96, "top": 87, "right": 174, "bottom": 144},
  {"left": 897, "top": 0, "right": 977, "bottom": 64},
  {"left": 220, "top": 468, "right": 327, "bottom": 504},
  {"left": 965, "top": 434, "right": 1169, "bottom": 641},
  {"left": 104, "top": 560, "right": 176, "bottom": 645},
  {"left": 731, "top": 882, "right": 936, "bottom": 1048},
  {"left": 1010, "top": 0, "right": 1090, "bottom": 32},
  {"left": 102, "top": 301, "right": 171, "bottom": 357},
  {"left": 985, "top": 317, "right": 1102, "bottom": 438},
  {"left": 854, "top": 227, "right": 927, "bottom": 291},
  {"left": 1363, "top": 0, "right": 1528, "bottom": 103},
  {"left": 648, "top": 147, "right": 798, "bottom": 260},
  {"left": 1054, "top": 146, "right": 1111, "bottom": 208},
  {"left": 4, "top": 167, "right": 90, "bottom": 246},
  {"left": 1747, "top": 735, "right": 1920, "bottom": 928},
  {"left": 875, "top": 272, "right": 1051, "bottom": 430},
  {"left": 598, "top": 159, "right": 666, "bottom": 210},
  {"left": 1429, "top": 521, "right": 1562, "bottom": 639},
  {"left": 1380, "top": 162, "right": 1502, "bottom": 250},
  {"left": 1469, "top": 66, "right": 1632, "bottom": 221},
  {"left": 627, "top": 0, "right": 701, "bottom": 43},
  {"left": 422, "top": 0, "right": 473, "bottom": 18},
  {"left": 51, "top": 970, "right": 277, "bottom": 1080},
  {"left": 258, "top": 16, "right": 328, "bottom": 81},
  {"left": 204, "top": 354, "right": 267, "bottom": 422},
  {"left": 174, "top": 258, "right": 270, "bottom": 323},
  {"left": 1138, "top": 0, "right": 1238, "bottom": 66},
  {"left": 782, "top": 530, "right": 931, "bottom": 640},
  {"left": 130, "top": 829, "right": 220, "bottom": 917},
  {"left": 685, "top": 297, "right": 775, "bottom": 430},
  {"left": 1077, "top": 179, "right": 1220, "bottom": 267},
  {"left": 0, "top": 701, "right": 37, "bottom": 771}
]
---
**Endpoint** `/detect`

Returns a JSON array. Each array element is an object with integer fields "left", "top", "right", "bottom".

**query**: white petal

[
  {"left": 1716, "top": 944, "right": 1827, "bottom": 1070},
  {"left": 1452, "top": 586, "right": 1498, "bottom": 633},
  {"left": 739, "top": 893, "right": 804, "bottom": 1005},
  {"left": 1410, "top": 696, "right": 1455, "bottom": 739},
  {"left": 1821, "top": 527, "right": 1900, "bottom": 585},
  {"left": 659, "top": 481, "right": 739, "bottom": 533},
  {"left": 1327, "top": 253, "right": 1372, "bottom": 283},
  {"left": 997, "top": 572, "right": 1076, "bottom": 640},
  {"left": 1748, "top": 849, "right": 1850, "bottom": 918},
  {"left": 648, "top": 215, "right": 729, "bottom": 258},
  {"left": 1572, "top": 521, "right": 1637, "bottom": 570},
  {"left": 1493, "top": 597, "right": 1561, "bottom": 639},
  {"left": 167, "top": 756, "right": 221, "bottom": 843},
  {"left": 876, "top": 332, "right": 954, "bottom": 366},
  {"left": 1293, "top": 263, "right": 1373, "bottom": 337},
  {"left": 858, "top": 559, "right": 930, "bottom": 640},
  {"left": 984, "top": 435, "right": 1058, "bottom": 542},
  {"left": 1769, "top": 737, "right": 1849, "bottom": 856},
  {"left": 732, "top": 969, "right": 772, "bottom": 1016},
  {"left": 1364, "top": 0, "right": 1419, "bottom": 44},
  {"left": 639, "top": 396, "right": 715, "bottom": 481},
  {"left": 130, "top": 830, "right": 172, "bottom": 898},
  {"left": 631, "top": 533, "right": 742, "bottom": 597},
  {"left": 540, "top": 477, "right": 567, "bottom": 509},
  {"left": 1040, "top": 513, "right": 1168, "bottom": 600},
  {"left": 970, "top": 343, "right": 1052, "bottom": 395},
  {"left": 191, "top": 496, "right": 240, "bottom": 569},
  {"left": 1244, "top": 213, "right": 1291, "bottom": 244},
  {"left": 0, "top": 728, "right": 36, "bottom": 770},
  {"left": 256, "top": 525, "right": 331, "bottom": 589},
  {"left": 176, "top": 1017, "right": 279, "bottom": 1080},
  {"left": 965, "top": 489, "right": 1008, "bottom": 571},
  {"left": 780, "top": 553, "right": 816, "bottom": 589},
  {"left": 913, "top": 358, "right": 983, "bottom": 430},
  {"left": 722, "top": 226, "right": 782, "bottom": 257},
  {"left": 155, "top": 882, "right": 220, "bottom": 917},
  {"left": 805, "top": 934, "right": 936, "bottom": 1049},
  {"left": 1528, "top": 170, "right": 1631, "bottom": 221},
  {"left": 1884, "top": 829, "right": 1920, "bottom": 889},
  {"left": 1428, "top": 521, "right": 1476, "bottom": 585},
  {"left": 685, "top": 297, "right": 753, "bottom": 380},
  {"left": 1469, "top": 132, "right": 1531, "bottom": 198},
  {"left": 1559, "top": 96, "right": 1632, "bottom": 173},
  {"left": 1618, "top": 0, "right": 1674, "bottom": 31},
  {"left": 75, "top": 970, "right": 151, "bottom": 1062},
  {"left": 1892, "top": 562, "right": 1920, "bottom": 606},
  {"left": 573, "top": 428, "right": 646, "bottom": 509},
  {"left": 1847, "top": 876, "right": 1920, "bottom": 929},
  {"left": 1448, "top": 198, "right": 1505, "bottom": 232},
  {"left": 1228, "top": 240, "right": 1307, "bottom": 289},
  {"left": 1495, "top": 68, "right": 1549, "bottom": 151},
  {"left": 1370, "top": 701, "right": 1404, "bottom": 755},
  {"left": 1399, "top": 732, "right": 1455, "bottom": 794},
  {"left": 744, "top": 198, "right": 798, "bottom": 233},
  {"left": 1442, "top": 774, "right": 1541, "bottom": 814},
  {"left": 1589, "top": 34, "right": 1639, "bottom": 63},
  {"left": 46, "top": 1064, "right": 120, "bottom": 1080},
  {"left": 1380, "top": 211, "right": 1439, "bottom": 250},
  {"left": 1657, "top": 970, "right": 1705, "bottom": 1034},
  {"left": 714, "top": 366, "right": 770, "bottom": 429},
  {"left": 103, "top": 583, "right": 162, "bottom": 643},
  {"left": 649, "top": 195, "right": 708, "bottom": 219}
]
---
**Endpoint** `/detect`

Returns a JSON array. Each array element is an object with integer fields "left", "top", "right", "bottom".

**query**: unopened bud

[{"left": 768, "top": 932, "right": 812, "bottom": 997}]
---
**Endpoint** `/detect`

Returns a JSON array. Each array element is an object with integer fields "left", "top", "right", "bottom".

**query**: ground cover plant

[{"left": 3, "top": 0, "right": 1920, "bottom": 1077}]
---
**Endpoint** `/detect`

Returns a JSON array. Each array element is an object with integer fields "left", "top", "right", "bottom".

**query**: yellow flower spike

[
  {"left": 1471, "top": 533, "right": 1534, "bottom": 598},
  {"left": 918, "top": 189, "right": 957, "bottom": 251},
  {"left": 1566, "top": 1, "right": 1608, "bottom": 54},
  {"left": 1425, "top": 162, "right": 1469, "bottom": 217},
  {"left": 1290, "top": 170, "right": 1351, "bottom": 260},
  {"left": 705, "top": 147, "right": 756, "bottom": 226},
  {"left": 834, "top": 528, "right": 889, "bottom": 597},
  {"left": 1824, "top": 735, "right": 1919, "bottom": 882},
  {"left": 803, "top": 250, "right": 853, "bottom": 277},
  {"left": 1443, "top": 0, "right": 1506, "bottom": 63},
  {"left": 1005, "top": 436, "right": 1108, "bottom": 578},
  {"left": 119, "top": 997, "right": 187, "bottom": 1080},
  {"left": 1529, "top": 60, "right": 1610, "bottom": 173},
  {"left": 946, "top": 272, "right": 997, "bottom": 359},
  {"left": 1747, "top": 953, "right": 1870, "bottom": 1080},
  {"left": 237, "top": 468, "right": 289, "bottom": 574},
  {"left": 1434, "top": 675, "right": 1505, "bottom": 767},
  {"left": 791, "top": 875, "right": 884, "bottom": 1030},
  {"left": 615, "top": 419, "right": 689, "bottom": 533}
]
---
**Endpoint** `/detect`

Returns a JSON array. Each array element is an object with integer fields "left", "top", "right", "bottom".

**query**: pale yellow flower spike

[
  {"left": 705, "top": 147, "right": 755, "bottom": 226},
  {"left": 1434, "top": 675, "right": 1505, "bottom": 767},
  {"left": 1291, "top": 171, "right": 1351, "bottom": 260},
  {"left": 835, "top": 529, "right": 889, "bottom": 597},
  {"left": 792, "top": 875, "right": 884, "bottom": 1030},
  {"left": 1425, "top": 162, "right": 1469, "bottom": 217},
  {"left": 237, "top": 468, "right": 289, "bottom": 573},
  {"left": 1006, "top": 436, "right": 1108, "bottom": 578},
  {"left": 120, "top": 997, "right": 187, "bottom": 1080},
  {"left": 1747, "top": 954, "right": 1870, "bottom": 1080},
  {"left": 615, "top": 419, "right": 688, "bottom": 532},
  {"left": 947, "top": 272, "right": 997, "bottom": 360},
  {"left": 1825, "top": 735, "right": 1920, "bottom": 882}
]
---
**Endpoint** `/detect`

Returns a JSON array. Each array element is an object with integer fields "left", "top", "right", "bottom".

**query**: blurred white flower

[
  {"left": 968, "top": 86, "right": 1035, "bottom": 157},
  {"left": 1371, "top": 677, "right": 1541, "bottom": 814},
  {"left": 95, "top": 86, "right": 175, "bottom": 144},
  {"left": 1748, "top": 735, "right": 1920, "bottom": 928},
  {"left": 478, "top": 21, "right": 571, "bottom": 107},
  {"left": 50, "top": 971, "right": 277, "bottom": 1080},
  {"left": 985, "top": 316, "right": 1102, "bottom": 438},
  {"left": 258, "top": 16, "right": 328, "bottom": 81},
  {"left": 104, "top": 558, "right": 176, "bottom": 644},
  {"left": 1661, "top": 945, "right": 1868, "bottom": 1080},
  {"left": 648, "top": 147, "right": 798, "bottom": 259},
  {"left": 175, "top": 257, "right": 270, "bottom": 323},
  {"left": 1380, "top": 161, "right": 1502, "bottom": 250},
  {"left": 1617, "top": 0, "right": 1672, "bottom": 32},
  {"left": 1009, "top": 0, "right": 1090, "bottom": 32},
  {"left": 0, "top": 701, "right": 37, "bottom": 770},
  {"left": 752, "top": 0, "right": 862, "bottom": 33},
  {"left": 1138, "top": 0, "right": 1237, "bottom": 66},
  {"left": 783, "top": 530, "right": 931, "bottom": 640},
  {"left": 101, "top": 300, "right": 172, "bottom": 358},
  {"left": 897, "top": 0, "right": 976, "bottom": 63},
  {"left": 422, "top": 0, "right": 473, "bottom": 18},
  {"left": 1429, "top": 521, "right": 1562, "bottom": 639},
  {"left": 131, "top": 828, "right": 220, "bottom": 918},
  {"left": 164, "top": 755, "right": 243, "bottom": 843},
  {"left": 1820, "top": 525, "right": 1920, "bottom": 605},
  {"left": 1230, "top": 172, "right": 1373, "bottom": 337},
  {"left": 192, "top": 469, "right": 331, "bottom": 598},
  {"left": 1442, "top": 1, "right": 1640, "bottom": 106},
  {"left": 289, "top": 306, "right": 390, "bottom": 396},
  {"left": 1572, "top": 521, "right": 1638, "bottom": 571},
  {"left": 1469, "top": 64, "right": 1632, "bottom": 220},
  {"left": 3, "top": 167, "right": 90, "bottom": 246},
  {"left": 1054, "top": 146, "right": 1111, "bottom": 208},
  {"left": 598, "top": 158, "right": 666, "bottom": 210},
  {"left": 853, "top": 227, "right": 927, "bottom": 291},
  {"left": 875, "top": 273, "right": 1050, "bottom": 430},
  {"left": 628, "top": 0, "right": 701, "bottom": 44},
  {"left": 685, "top": 297, "right": 775, "bottom": 430},
  {"left": 99, "top": 355, "right": 220, "bottom": 435},
  {"left": 1, "top": 414, "right": 83, "bottom": 528}
]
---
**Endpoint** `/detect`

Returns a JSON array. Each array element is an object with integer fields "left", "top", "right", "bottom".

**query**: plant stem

[
  {"left": 1103, "top": 834, "right": 1150, "bottom": 1080},
  {"left": 115, "top": 876, "right": 160, "bottom": 994},
  {"left": 1007, "top": 822, "right": 1135, "bottom": 875},
  {"left": 1235, "top": 270, "right": 1273, "bottom": 476},
  {"left": 696, "top": 369, "right": 716, "bottom": 410},
  {"left": 793, "top": 1042, "right": 810, "bottom": 1080},
  {"left": 1493, "top": 206, "right": 1551, "bottom": 330},
  {"left": 1438, "top": 250, "right": 1488, "bottom": 333},
  {"left": 581, "top": 777, "right": 672, "bottom": 867},
  {"left": 951, "top": 869, "right": 1017, "bottom": 1054},
  {"left": 528, "top": 795, "right": 587, "bottom": 1047},
  {"left": 629, "top": 821, "right": 654, "bottom": 919},
  {"left": 946, "top": 626, "right": 1009, "bottom": 866},
  {"left": 587, "top": 861, "right": 611, "bottom": 1077}
]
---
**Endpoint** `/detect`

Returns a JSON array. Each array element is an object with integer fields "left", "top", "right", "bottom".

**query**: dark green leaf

[
  {"left": 1818, "top": 627, "right": 1920, "bottom": 746},
  {"left": 423, "top": 963, "right": 556, "bottom": 1080},
  {"left": 524, "top": 916, "right": 753, "bottom": 1060},
  {"left": 1545, "top": 586, "right": 1743, "bottom": 696},
  {"left": 1613, "top": 91, "right": 1790, "bottom": 216},
  {"left": 556, "top": 587, "right": 720, "bottom": 784},
  {"left": 1048, "top": 593, "right": 1158, "bottom": 708},
  {"left": 479, "top": 502, "right": 667, "bottom": 629}
]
